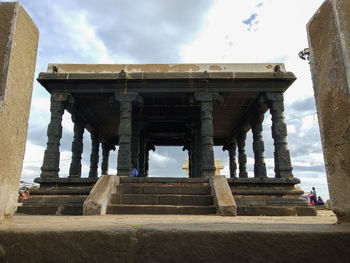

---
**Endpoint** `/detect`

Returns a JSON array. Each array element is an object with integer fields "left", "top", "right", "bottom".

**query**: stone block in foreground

[
  {"left": 307, "top": 0, "right": 350, "bottom": 223},
  {"left": 0, "top": 2, "right": 38, "bottom": 222}
]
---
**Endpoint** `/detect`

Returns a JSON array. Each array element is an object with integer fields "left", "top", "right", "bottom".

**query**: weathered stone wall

[
  {"left": 0, "top": 3, "right": 38, "bottom": 222},
  {"left": 307, "top": 0, "right": 350, "bottom": 223}
]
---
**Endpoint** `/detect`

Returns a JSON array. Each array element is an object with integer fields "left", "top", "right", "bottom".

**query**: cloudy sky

[{"left": 9, "top": 0, "right": 328, "bottom": 199}]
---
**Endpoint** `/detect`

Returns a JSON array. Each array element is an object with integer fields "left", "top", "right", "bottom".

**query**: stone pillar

[
  {"left": 183, "top": 143, "right": 192, "bottom": 177},
  {"left": 307, "top": 0, "right": 350, "bottom": 223},
  {"left": 131, "top": 117, "right": 140, "bottom": 170},
  {"left": 138, "top": 133, "right": 145, "bottom": 176},
  {"left": 144, "top": 141, "right": 155, "bottom": 177},
  {"left": 144, "top": 148, "right": 149, "bottom": 177},
  {"left": 88, "top": 132, "right": 100, "bottom": 178},
  {"left": 68, "top": 113, "right": 85, "bottom": 178},
  {"left": 194, "top": 93, "right": 216, "bottom": 177},
  {"left": 251, "top": 113, "right": 267, "bottom": 178},
  {"left": 193, "top": 122, "right": 202, "bottom": 178},
  {"left": 266, "top": 92, "right": 293, "bottom": 178},
  {"left": 114, "top": 93, "right": 138, "bottom": 177},
  {"left": 41, "top": 93, "right": 73, "bottom": 178},
  {"left": 237, "top": 132, "right": 248, "bottom": 178},
  {"left": 101, "top": 143, "right": 114, "bottom": 175},
  {"left": 223, "top": 142, "right": 237, "bottom": 178}
]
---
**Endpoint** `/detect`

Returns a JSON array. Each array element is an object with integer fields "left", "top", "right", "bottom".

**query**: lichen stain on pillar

[
  {"left": 0, "top": 3, "right": 39, "bottom": 222},
  {"left": 307, "top": 0, "right": 350, "bottom": 223}
]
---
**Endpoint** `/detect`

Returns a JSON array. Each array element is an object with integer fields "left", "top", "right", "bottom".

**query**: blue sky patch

[{"left": 242, "top": 13, "right": 257, "bottom": 26}]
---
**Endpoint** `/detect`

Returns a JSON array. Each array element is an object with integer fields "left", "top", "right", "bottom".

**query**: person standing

[
  {"left": 311, "top": 187, "right": 317, "bottom": 206},
  {"left": 24, "top": 187, "right": 30, "bottom": 199}
]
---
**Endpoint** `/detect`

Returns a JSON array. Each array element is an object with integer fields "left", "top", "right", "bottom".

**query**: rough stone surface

[
  {"left": 1, "top": 211, "right": 350, "bottom": 263},
  {"left": 210, "top": 175, "right": 237, "bottom": 216},
  {"left": 307, "top": 0, "right": 350, "bottom": 223},
  {"left": 83, "top": 174, "right": 118, "bottom": 215},
  {"left": 0, "top": 3, "right": 38, "bottom": 222}
]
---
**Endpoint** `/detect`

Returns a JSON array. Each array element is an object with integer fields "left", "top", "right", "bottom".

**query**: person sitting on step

[{"left": 130, "top": 161, "right": 138, "bottom": 177}]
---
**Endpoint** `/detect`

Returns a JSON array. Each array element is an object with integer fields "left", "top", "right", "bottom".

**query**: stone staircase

[
  {"left": 106, "top": 177, "right": 216, "bottom": 215},
  {"left": 17, "top": 178, "right": 96, "bottom": 215}
]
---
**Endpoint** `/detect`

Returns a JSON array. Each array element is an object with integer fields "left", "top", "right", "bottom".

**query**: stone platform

[
  {"left": 17, "top": 178, "right": 97, "bottom": 215},
  {"left": 228, "top": 178, "right": 316, "bottom": 216},
  {"left": 1, "top": 211, "right": 350, "bottom": 262}
]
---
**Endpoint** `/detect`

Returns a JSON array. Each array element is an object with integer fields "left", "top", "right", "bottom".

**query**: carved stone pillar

[
  {"left": 88, "top": 132, "right": 100, "bottom": 178},
  {"left": 114, "top": 93, "right": 138, "bottom": 177},
  {"left": 266, "top": 92, "right": 293, "bottom": 178},
  {"left": 131, "top": 117, "right": 140, "bottom": 170},
  {"left": 144, "top": 141, "right": 155, "bottom": 177},
  {"left": 138, "top": 133, "right": 145, "bottom": 176},
  {"left": 183, "top": 143, "right": 192, "bottom": 177},
  {"left": 68, "top": 113, "right": 85, "bottom": 178},
  {"left": 194, "top": 93, "right": 216, "bottom": 177},
  {"left": 237, "top": 132, "right": 248, "bottom": 178},
  {"left": 224, "top": 142, "right": 237, "bottom": 178},
  {"left": 251, "top": 113, "right": 267, "bottom": 178},
  {"left": 101, "top": 143, "right": 114, "bottom": 175},
  {"left": 193, "top": 122, "right": 202, "bottom": 178},
  {"left": 41, "top": 93, "right": 72, "bottom": 178}
]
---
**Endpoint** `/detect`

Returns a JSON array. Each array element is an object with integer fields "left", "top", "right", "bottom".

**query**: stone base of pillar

[
  {"left": 117, "top": 168, "right": 130, "bottom": 177},
  {"left": 202, "top": 169, "right": 216, "bottom": 178}
]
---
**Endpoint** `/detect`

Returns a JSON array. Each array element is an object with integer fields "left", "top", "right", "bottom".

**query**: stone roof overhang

[{"left": 37, "top": 64, "right": 296, "bottom": 146}]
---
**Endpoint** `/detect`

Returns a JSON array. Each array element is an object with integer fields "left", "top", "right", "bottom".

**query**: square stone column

[
  {"left": 113, "top": 93, "right": 138, "bottom": 177},
  {"left": 0, "top": 3, "right": 38, "bottom": 222},
  {"left": 194, "top": 92, "right": 216, "bottom": 178},
  {"left": 101, "top": 143, "right": 115, "bottom": 175},
  {"left": 307, "top": 0, "right": 350, "bottom": 223}
]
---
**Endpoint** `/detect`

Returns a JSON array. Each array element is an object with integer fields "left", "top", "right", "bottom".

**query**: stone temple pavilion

[{"left": 18, "top": 63, "right": 315, "bottom": 216}]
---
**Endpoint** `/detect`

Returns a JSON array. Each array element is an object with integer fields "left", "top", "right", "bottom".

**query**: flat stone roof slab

[{"left": 47, "top": 63, "right": 288, "bottom": 73}]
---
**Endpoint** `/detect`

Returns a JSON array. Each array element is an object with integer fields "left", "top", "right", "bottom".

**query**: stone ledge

[
  {"left": 119, "top": 177, "right": 209, "bottom": 184},
  {"left": 227, "top": 177, "right": 301, "bottom": 185},
  {"left": 34, "top": 177, "right": 99, "bottom": 185}
]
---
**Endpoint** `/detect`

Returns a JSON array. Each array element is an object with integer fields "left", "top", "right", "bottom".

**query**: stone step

[
  {"left": 111, "top": 194, "right": 213, "bottom": 206},
  {"left": 234, "top": 197, "right": 310, "bottom": 207},
  {"left": 22, "top": 195, "right": 86, "bottom": 205},
  {"left": 17, "top": 195, "right": 88, "bottom": 215},
  {"left": 16, "top": 203, "right": 83, "bottom": 215},
  {"left": 117, "top": 184, "right": 211, "bottom": 195},
  {"left": 237, "top": 206, "right": 317, "bottom": 216},
  {"left": 31, "top": 188, "right": 92, "bottom": 195},
  {"left": 107, "top": 204, "right": 216, "bottom": 215}
]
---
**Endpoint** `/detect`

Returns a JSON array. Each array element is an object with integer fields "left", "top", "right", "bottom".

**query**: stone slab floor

[{"left": 1, "top": 210, "right": 350, "bottom": 263}]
